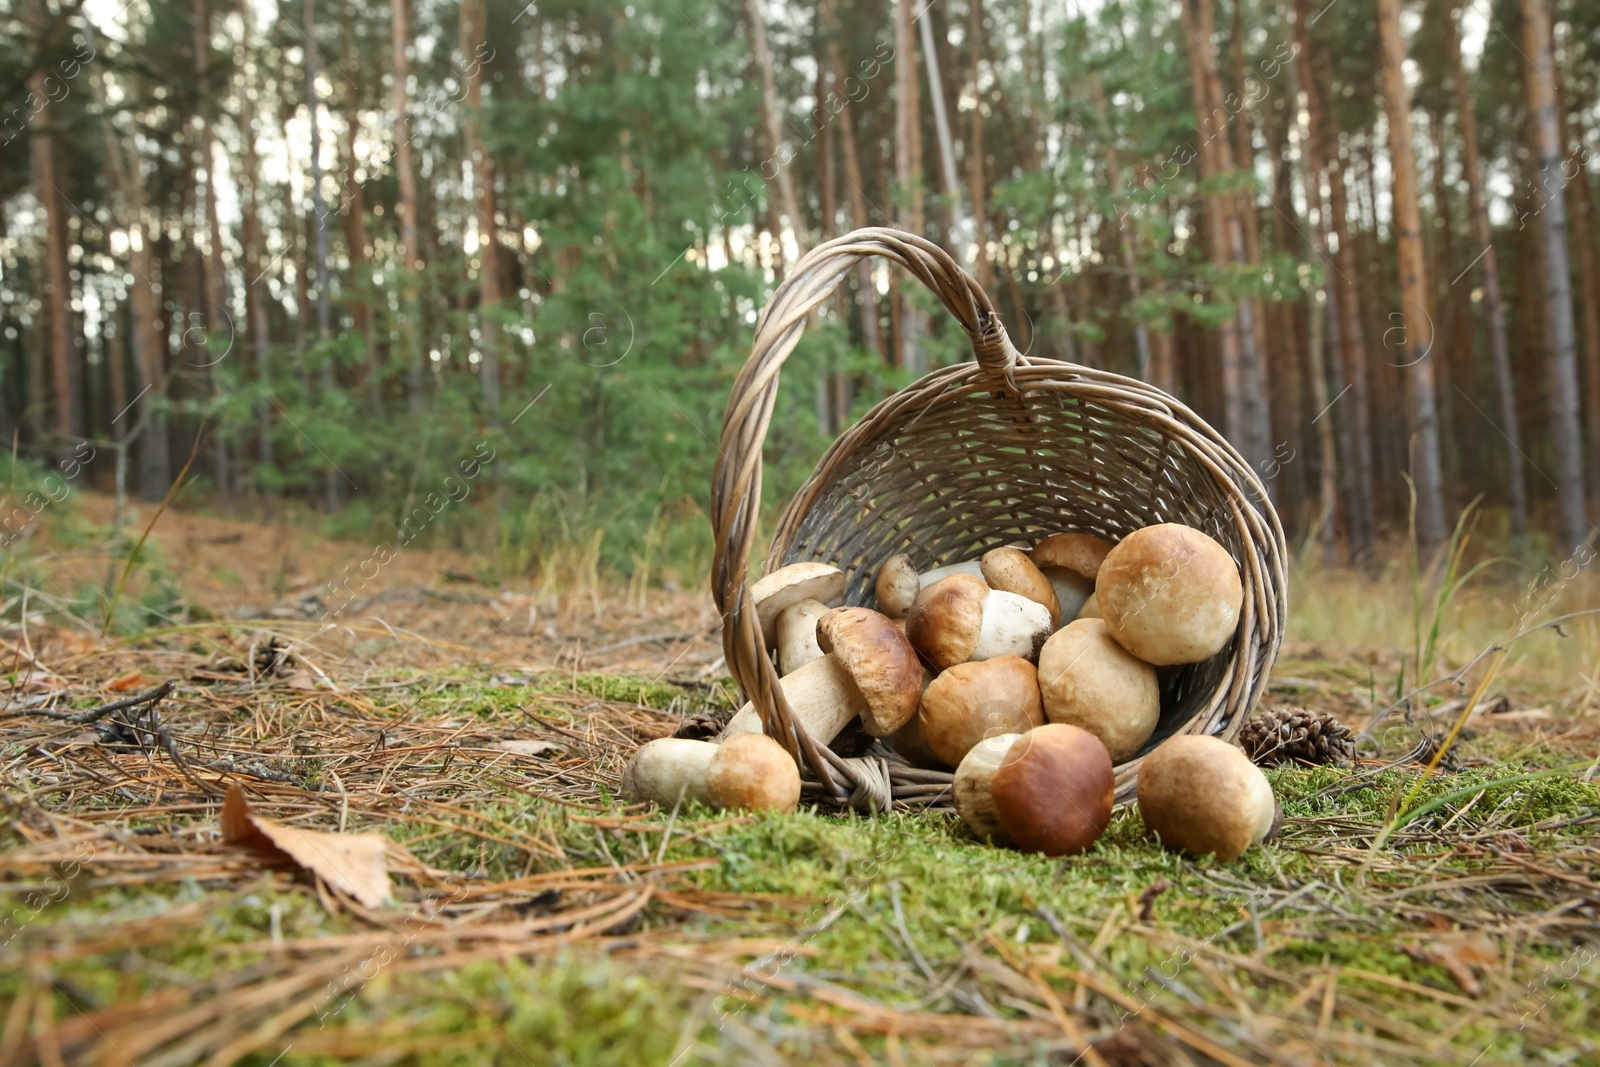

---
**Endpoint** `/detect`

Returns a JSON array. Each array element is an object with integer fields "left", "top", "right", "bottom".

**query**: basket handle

[{"left": 710, "top": 227, "right": 1022, "bottom": 769}]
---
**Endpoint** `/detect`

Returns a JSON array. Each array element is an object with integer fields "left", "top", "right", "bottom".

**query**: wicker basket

[{"left": 711, "top": 228, "right": 1287, "bottom": 813}]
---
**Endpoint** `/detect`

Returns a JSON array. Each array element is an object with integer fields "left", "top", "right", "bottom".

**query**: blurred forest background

[{"left": 2, "top": 0, "right": 1598, "bottom": 584}]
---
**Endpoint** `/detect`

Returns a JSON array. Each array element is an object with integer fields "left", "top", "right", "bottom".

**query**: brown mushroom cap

[
  {"left": 916, "top": 655, "right": 1045, "bottom": 766},
  {"left": 906, "top": 574, "right": 988, "bottom": 670},
  {"left": 982, "top": 547, "right": 1062, "bottom": 626},
  {"left": 1097, "top": 524, "right": 1243, "bottom": 665},
  {"left": 817, "top": 607, "right": 924, "bottom": 736},
  {"left": 1031, "top": 532, "right": 1117, "bottom": 581},
  {"left": 1036, "top": 619, "right": 1161, "bottom": 763},
  {"left": 751, "top": 562, "right": 846, "bottom": 646},
  {"left": 953, "top": 732, "right": 1023, "bottom": 845},
  {"left": 1135, "top": 734, "right": 1276, "bottom": 860},
  {"left": 875, "top": 554, "right": 920, "bottom": 618},
  {"left": 991, "top": 723, "right": 1115, "bottom": 856},
  {"left": 704, "top": 733, "right": 802, "bottom": 813}
]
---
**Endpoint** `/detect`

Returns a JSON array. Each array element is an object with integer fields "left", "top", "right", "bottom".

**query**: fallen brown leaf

[
  {"left": 1402, "top": 932, "right": 1498, "bottom": 997},
  {"left": 221, "top": 785, "right": 392, "bottom": 907}
]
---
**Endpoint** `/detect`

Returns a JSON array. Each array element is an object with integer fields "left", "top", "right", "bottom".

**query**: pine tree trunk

[
  {"left": 1180, "top": 0, "right": 1270, "bottom": 477},
  {"left": 461, "top": 0, "right": 501, "bottom": 418},
  {"left": 28, "top": 0, "right": 80, "bottom": 452},
  {"left": 339, "top": 4, "right": 372, "bottom": 379},
  {"left": 1447, "top": 0, "right": 1526, "bottom": 542},
  {"left": 191, "top": 0, "right": 231, "bottom": 499},
  {"left": 1555, "top": 62, "right": 1600, "bottom": 504},
  {"left": 1292, "top": 0, "right": 1340, "bottom": 563},
  {"left": 1426, "top": 110, "right": 1460, "bottom": 498},
  {"left": 1304, "top": 17, "right": 1374, "bottom": 556},
  {"left": 1090, "top": 73, "right": 1151, "bottom": 380},
  {"left": 86, "top": 22, "right": 169, "bottom": 497},
  {"left": 236, "top": 0, "right": 274, "bottom": 493},
  {"left": 1266, "top": 54, "right": 1305, "bottom": 526},
  {"left": 1377, "top": 0, "right": 1446, "bottom": 550},
  {"left": 966, "top": 0, "right": 992, "bottom": 293},
  {"left": 918, "top": 6, "right": 967, "bottom": 265},
  {"left": 830, "top": 40, "right": 883, "bottom": 363},
  {"left": 391, "top": 0, "right": 425, "bottom": 413},
  {"left": 745, "top": 0, "right": 802, "bottom": 248},
  {"left": 192, "top": 0, "right": 224, "bottom": 326},
  {"left": 304, "top": 0, "right": 342, "bottom": 512},
  {"left": 1229, "top": 0, "right": 1273, "bottom": 431},
  {"left": 1520, "top": 0, "right": 1588, "bottom": 548},
  {"left": 894, "top": 0, "right": 926, "bottom": 373}
]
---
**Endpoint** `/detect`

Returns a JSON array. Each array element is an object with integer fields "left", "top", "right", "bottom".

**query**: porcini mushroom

[
  {"left": 875, "top": 554, "right": 920, "bottom": 618},
  {"left": 981, "top": 547, "right": 1061, "bottom": 626},
  {"left": 916, "top": 655, "right": 1045, "bottom": 766},
  {"left": 1097, "top": 524, "right": 1243, "bottom": 665},
  {"left": 815, "top": 607, "right": 924, "bottom": 736},
  {"left": 906, "top": 574, "right": 1053, "bottom": 671},
  {"left": 721, "top": 607, "right": 922, "bottom": 742},
  {"left": 776, "top": 598, "right": 829, "bottom": 675},
  {"left": 990, "top": 723, "right": 1115, "bottom": 857},
  {"left": 620, "top": 737, "right": 718, "bottom": 809},
  {"left": 953, "top": 732, "right": 1023, "bottom": 845},
  {"left": 751, "top": 562, "right": 846, "bottom": 648},
  {"left": 1031, "top": 532, "right": 1113, "bottom": 624},
  {"left": 1136, "top": 734, "right": 1278, "bottom": 860},
  {"left": 1036, "top": 619, "right": 1160, "bottom": 763},
  {"left": 1031, "top": 532, "right": 1116, "bottom": 580},
  {"left": 704, "top": 733, "right": 801, "bottom": 813}
]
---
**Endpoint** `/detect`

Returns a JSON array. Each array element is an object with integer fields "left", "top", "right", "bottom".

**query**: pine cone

[
  {"left": 671, "top": 709, "right": 731, "bottom": 741},
  {"left": 1240, "top": 706, "right": 1355, "bottom": 766}
]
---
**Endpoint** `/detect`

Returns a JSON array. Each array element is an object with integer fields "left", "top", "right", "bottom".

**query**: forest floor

[{"left": 1, "top": 494, "right": 1598, "bottom": 1065}]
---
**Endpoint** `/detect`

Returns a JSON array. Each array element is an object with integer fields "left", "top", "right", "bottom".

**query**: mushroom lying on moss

[
  {"left": 991, "top": 723, "right": 1115, "bottom": 856},
  {"left": 1136, "top": 734, "right": 1279, "bottom": 860}
]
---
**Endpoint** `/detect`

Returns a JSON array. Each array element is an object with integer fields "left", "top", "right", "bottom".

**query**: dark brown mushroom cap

[
  {"left": 703, "top": 733, "right": 801, "bottom": 813},
  {"left": 916, "top": 655, "right": 1045, "bottom": 767},
  {"left": 906, "top": 573, "right": 988, "bottom": 670},
  {"left": 981, "top": 547, "right": 1061, "bottom": 626},
  {"left": 817, "top": 607, "right": 924, "bottom": 736},
  {"left": 1135, "top": 734, "right": 1275, "bottom": 860},
  {"left": 990, "top": 723, "right": 1115, "bottom": 856},
  {"left": 1031, "top": 533, "right": 1117, "bottom": 581},
  {"left": 1097, "top": 524, "right": 1243, "bottom": 665}
]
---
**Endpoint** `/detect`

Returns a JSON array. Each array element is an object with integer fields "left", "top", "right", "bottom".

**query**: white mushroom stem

[
  {"left": 620, "top": 738, "right": 718, "bottom": 808},
  {"left": 918, "top": 560, "right": 985, "bottom": 586},
  {"left": 954, "top": 733, "right": 1023, "bottom": 845},
  {"left": 972, "top": 590, "right": 1054, "bottom": 661},
  {"left": 718, "top": 655, "right": 866, "bottom": 745},
  {"left": 776, "top": 598, "right": 829, "bottom": 675}
]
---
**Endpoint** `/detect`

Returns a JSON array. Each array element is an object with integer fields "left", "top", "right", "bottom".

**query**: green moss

[{"left": 9, "top": 756, "right": 1598, "bottom": 1063}]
